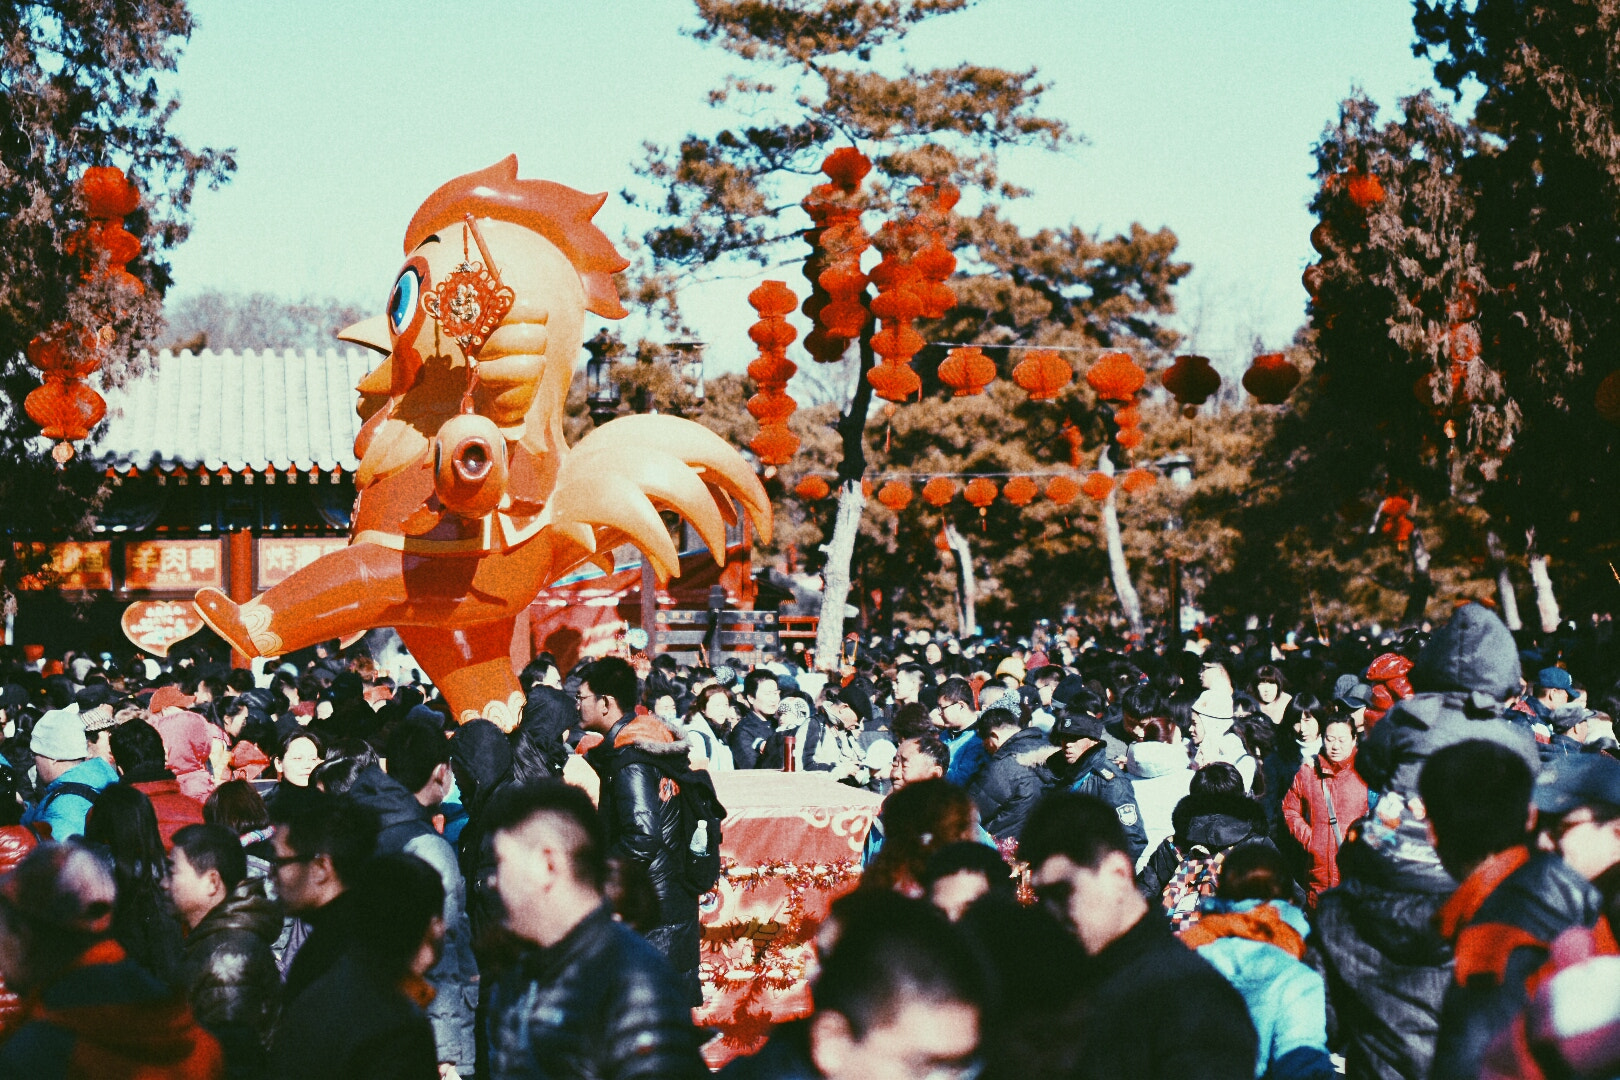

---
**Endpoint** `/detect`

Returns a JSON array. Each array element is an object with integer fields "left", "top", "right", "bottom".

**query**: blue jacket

[
  {"left": 1191, "top": 899, "right": 1332, "bottom": 1080},
  {"left": 942, "top": 728, "right": 987, "bottom": 787},
  {"left": 22, "top": 757, "right": 118, "bottom": 841}
]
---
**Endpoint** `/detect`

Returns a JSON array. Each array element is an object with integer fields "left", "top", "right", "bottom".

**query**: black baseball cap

[{"left": 1535, "top": 755, "right": 1620, "bottom": 816}]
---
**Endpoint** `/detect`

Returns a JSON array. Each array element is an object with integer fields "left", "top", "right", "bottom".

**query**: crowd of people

[{"left": 0, "top": 602, "right": 1614, "bottom": 1079}]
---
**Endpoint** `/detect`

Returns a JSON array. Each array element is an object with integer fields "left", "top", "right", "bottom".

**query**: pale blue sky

[{"left": 162, "top": 0, "right": 1454, "bottom": 379}]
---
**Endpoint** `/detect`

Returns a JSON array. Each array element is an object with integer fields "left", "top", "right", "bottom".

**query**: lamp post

[
  {"left": 1155, "top": 453, "right": 1195, "bottom": 651},
  {"left": 584, "top": 330, "right": 621, "bottom": 427}
]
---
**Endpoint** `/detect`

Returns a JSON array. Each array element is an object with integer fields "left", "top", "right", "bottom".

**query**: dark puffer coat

[
  {"left": 483, "top": 904, "right": 707, "bottom": 1080},
  {"left": 1318, "top": 602, "right": 1537, "bottom": 1080},
  {"left": 969, "top": 727, "right": 1054, "bottom": 841},
  {"left": 590, "top": 715, "right": 704, "bottom": 1000},
  {"left": 180, "top": 876, "right": 282, "bottom": 1074},
  {"left": 1138, "top": 791, "right": 1281, "bottom": 901}
]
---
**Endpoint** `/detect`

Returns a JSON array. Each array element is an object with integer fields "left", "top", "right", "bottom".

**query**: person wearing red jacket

[
  {"left": 110, "top": 719, "right": 205, "bottom": 850},
  {"left": 1282, "top": 715, "right": 1369, "bottom": 907}
]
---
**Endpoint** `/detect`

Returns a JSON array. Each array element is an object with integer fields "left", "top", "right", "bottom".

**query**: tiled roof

[{"left": 94, "top": 348, "right": 376, "bottom": 475}]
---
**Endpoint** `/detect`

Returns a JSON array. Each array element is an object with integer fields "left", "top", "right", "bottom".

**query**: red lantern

[
  {"left": 1345, "top": 170, "right": 1385, "bottom": 209},
  {"left": 934, "top": 527, "right": 951, "bottom": 552},
  {"left": 964, "top": 478, "right": 997, "bottom": 521},
  {"left": 922, "top": 477, "right": 957, "bottom": 507},
  {"left": 1045, "top": 475, "right": 1081, "bottom": 505},
  {"left": 1121, "top": 468, "right": 1157, "bottom": 495},
  {"left": 1012, "top": 350, "right": 1072, "bottom": 401},
  {"left": 1081, "top": 472, "right": 1114, "bottom": 501},
  {"left": 81, "top": 166, "right": 139, "bottom": 220},
  {"left": 750, "top": 424, "right": 799, "bottom": 466},
  {"left": 1113, "top": 404, "right": 1141, "bottom": 429},
  {"left": 1116, "top": 428, "right": 1143, "bottom": 450},
  {"left": 1161, "top": 354, "right": 1221, "bottom": 410},
  {"left": 1059, "top": 420, "right": 1083, "bottom": 467},
  {"left": 1597, "top": 371, "right": 1620, "bottom": 423},
  {"left": 1002, "top": 476, "right": 1038, "bottom": 507},
  {"left": 795, "top": 476, "right": 831, "bottom": 501},
  {"left": 1310, "top": 222, "right": 1334, "bottom": 256},
  {"left": 868, "top": 361, "right": 921, "bottom": 403},
  {"left": 1242, "top": 353, "right": 1301, "bottom": 404},
  {"left": 25, "top": 379, "right": 106, "bottom": 444},
  {"left": 27, "top": 325, "right": 101, "bottom": 380},
  {"left": 1446, "top": 322, "right": 1481, "bottom": 364},
  {"left": 1302, "top": 264, "right": 1326, "bottom": 297},
  {"left": 1085, "top": 352, "right": 1146, "bottom": 402},
  {"left": 938, "top": 346, "right": 995, "bottom": 397},
  {"left": 877, "top": 480, "right": 913, "bottom": 511},
  {"left": 822, "top": 147, "right": 872, "bottom": 192},
  {"left": 862, "top": 478, "right": 874, "bottom": 498},
  {"left": 747, "top": 392, "right": 797, "bottom": 424}
]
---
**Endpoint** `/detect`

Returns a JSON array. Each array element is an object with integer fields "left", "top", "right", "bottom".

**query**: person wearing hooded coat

[
  {"left": 1313, "top": 603, "right": 1540, "bottom": 1080},
  {"left": 1137, "top": 764, "right": 1288, "bottom": 908},
  {"left": 967, "top": 704, "right": 1055, "bottom": 842},
  {"left": 447, "top": 718, "right": 514, "bottom": 948},
  {"left": 1123, "top": 719, "right": 1194, "bottom": 874}
]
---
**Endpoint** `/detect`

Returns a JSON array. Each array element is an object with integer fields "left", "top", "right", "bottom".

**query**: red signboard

[
  {"left": 256, "top": 537, "right": 349, "bottom": 590},
  {"left": 124, "top": 539, "right": 223, "bottom": 592},
  {"left": 120, "top": 600, "right": 205, "bottom": 657},
  {"left": 16, "top": 542, "right": 113, "bottom": 591}
]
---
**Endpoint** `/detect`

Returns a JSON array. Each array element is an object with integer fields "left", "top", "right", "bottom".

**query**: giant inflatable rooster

[{"left": 185, "top": 157, "right": 770, "bottom": 729}]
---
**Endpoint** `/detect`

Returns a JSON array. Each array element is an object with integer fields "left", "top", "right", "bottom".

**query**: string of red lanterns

[{"left": 746, "top": 280, "right": 801, "bottom": 467}]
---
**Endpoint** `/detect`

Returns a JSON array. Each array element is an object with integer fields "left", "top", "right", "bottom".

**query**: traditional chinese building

[{"left": 15, "top": 348, "right": 367, "bottom": 654}]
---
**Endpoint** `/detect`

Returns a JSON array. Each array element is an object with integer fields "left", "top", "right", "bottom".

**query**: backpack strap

[
  {"left": 1319, "top": 775, "right": 1343, "bottom": 847},
  {"left": 40, "top": 781, "right": 102, "bottom": 811}
]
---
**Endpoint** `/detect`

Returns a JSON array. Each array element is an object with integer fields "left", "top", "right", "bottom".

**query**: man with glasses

[
  {"left": 268, "top": 789, "right": 379, "bottom": 1004},
  {"left": 1019, "top": 791, "right": 1257, "bottom": 1080},
  {"left": 932, "top": 678, "right": 986, "bottom": 787}
]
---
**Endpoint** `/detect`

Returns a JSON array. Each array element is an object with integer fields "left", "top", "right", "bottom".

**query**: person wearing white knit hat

[
  {"left": 1191, "top": 688, "right": 1256, "bottom": 790},
  {"left": 20, "top": 705, "right": 118, "bottom": 842}
]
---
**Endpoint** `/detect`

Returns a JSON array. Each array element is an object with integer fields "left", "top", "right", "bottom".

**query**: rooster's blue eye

[{"left": 388, "top": 267, "right": 421, "bottom": 334}]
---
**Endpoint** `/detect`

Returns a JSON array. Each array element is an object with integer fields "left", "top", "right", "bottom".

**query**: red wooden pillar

[{"left": 227, "top": 530, "right": 254, "bottom": 669}]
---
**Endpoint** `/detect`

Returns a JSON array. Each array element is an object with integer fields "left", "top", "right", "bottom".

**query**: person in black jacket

[
  {"left": 1044, "top": 693, "right": 1147, "bottom": 864},
  {"left": 968, "top": 704, "right": 1054, "bottom": 842},
  {"left": 269, "top": 788, "right": 378, "bottom": 1004},
  {"left": 482, "top": 780, "right": 707, "bottom": 1080},
  {"left": 169, "top": 823, "right": 282, "bottom": 1077},
  {"left": 1020, "top": 791, "right": 1258, "bottom": 1080},
  {"left": 733, "top": 669, "right": 782, "bottom": 769},
  {"left": 269, "top": 853, "right": 442, "bottom": 1080},
  {"left": 577, "top": 657, "right": 705, "bottom": 1005}
]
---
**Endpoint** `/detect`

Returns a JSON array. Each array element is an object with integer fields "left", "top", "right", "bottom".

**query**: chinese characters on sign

[
  {"left": 124, "top": 540, "right": 224, "bottom": 591},
  {"left": 256, "top": 538, "right": 349, "bottom": 590},
  {"left": 15, "top": 542, "right": 113, "bottom": 591},
  {"left": 119, "top": 600, "right": 205, "bottom": 658}
]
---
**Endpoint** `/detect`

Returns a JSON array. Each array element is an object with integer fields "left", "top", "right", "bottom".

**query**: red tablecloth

[{"left": 695, "top": 772, "right": 880, "bottom": 1068}]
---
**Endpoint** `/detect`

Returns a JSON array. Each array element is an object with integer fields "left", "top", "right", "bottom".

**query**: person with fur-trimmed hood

[
  {"left": 575, "top": 657, "right": 708, "bottom": 1005},
  {"left": 1314, "top": 603, "right": 1541, "bottom": 1080}
]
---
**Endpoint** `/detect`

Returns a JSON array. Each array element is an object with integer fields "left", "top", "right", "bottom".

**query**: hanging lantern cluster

[
  {"left": 1086, "top": 352, "right": 1147, "bottom": 452},
  {"left": 1161, "top": 354, "right": 1222, "bottom": 417},
  {"left": 1013, "top": 349, "right": 1072, "bottom": 401},
  {"left": 25, "top": 167, "right": 142, "bottom": 463},
  {"left": 866, "top": 183, "right": 959, "bottom": 406},
  {"left": 802, "top": 148, "right": 872, "bottom": 364},
  {"left": 1242, "top": 352, "right": 1301, "bottom": 405},
  {"left": 938, "top": 345, "right": 996, "bottom": 397},
  {"left": 794, "top": 476, "right": 831, "bottom": 502},
  {"left": 746, "top": 280, "right": 801, "bottom": 467}
]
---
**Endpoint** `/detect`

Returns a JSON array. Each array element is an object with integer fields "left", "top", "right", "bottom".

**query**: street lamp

[
  {"left": 668, "top": 341, "right": 706, "bottom": 407},
  {"left": 584, "top": 330, "right": 620, "bottom": 426}
]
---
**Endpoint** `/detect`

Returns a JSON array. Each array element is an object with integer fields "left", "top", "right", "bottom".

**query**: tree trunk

[
  {"left": 1401, "top": 526, "right": 1433, "bottom": 625},
  {"left": 813, "top": 481, "right": 867, "bottom": 669},
  {"left": 1526, "top": 529, "right": 1560, "bottom": 633},
  {"left": 811, "top": 331, "right": 878, "bottom": 670},
  {"left": 1098, "top": 451, "right": 1144, "bottom": 635},
  {"left": 1486, "top": 531, "right": 1522, "bottom": 631},
  {"left": 943, "top": 523, "right": 977, "bottom": 638}
]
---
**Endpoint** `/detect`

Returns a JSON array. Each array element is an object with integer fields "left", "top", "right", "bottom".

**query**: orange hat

[{"left": 148, "top": 685, "right": 196, "bottom": 714}]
